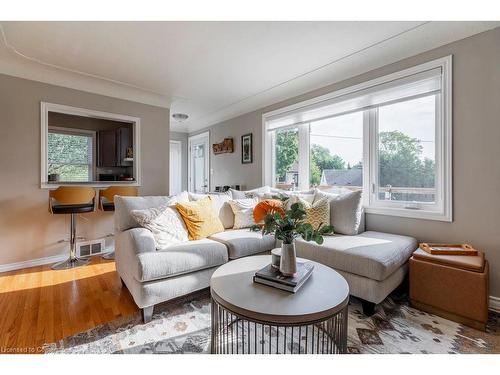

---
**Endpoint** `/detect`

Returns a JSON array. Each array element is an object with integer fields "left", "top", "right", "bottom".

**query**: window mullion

[
  {"left": 297, "top": 123, "right": 310, "bottom": 191},
  {"left": 362, "top": 110, "right": 372, "bottom": 207}
]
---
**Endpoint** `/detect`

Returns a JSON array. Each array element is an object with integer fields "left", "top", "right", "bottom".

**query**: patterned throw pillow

[
  {"left": 175, "top": 197, "right": 225, "bottom": 240},
  {"left": 131, "top": 205, "right": 189, "bottom": 249},
  {"left": 228, "top": 198, "right": 259, "bottom": 229},
  {"left": 297, "top": 196, "right": 331, "bottom": 230}
]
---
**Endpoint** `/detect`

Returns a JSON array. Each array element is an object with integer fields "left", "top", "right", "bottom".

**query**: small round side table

[{"left": 210, "top": 255, "right": 349, "bottom": 354}]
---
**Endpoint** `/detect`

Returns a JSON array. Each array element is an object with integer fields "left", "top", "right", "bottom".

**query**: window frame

[
  {"left": 263, "top": 56, "right": 452, "bottom": 222},
  {"left": 48, "top": 126, "right": 96, "bottom": 182},
  {"left": 40, "top": 102, "right": 141, "bottom": 188}
]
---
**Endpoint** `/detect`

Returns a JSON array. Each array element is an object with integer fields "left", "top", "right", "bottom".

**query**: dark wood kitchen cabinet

[
  {"left": 98, "top": 129, "right": 118, "bottom": 167},
  {"left": 97, "top": 126, "right": 133, "bottom": 167},
  {"left": 117, "top": 126, "right": 133, "bottom": 166}
]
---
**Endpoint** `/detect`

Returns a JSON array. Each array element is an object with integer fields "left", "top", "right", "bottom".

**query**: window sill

[
  {"left": 364, "top": 205, "right": 452, "bottom": 222},
  {"left": 41, "top": 181, "right": 140, "bottom": 189}
]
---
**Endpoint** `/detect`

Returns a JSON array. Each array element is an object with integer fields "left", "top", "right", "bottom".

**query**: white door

[
  {"left": 169, "top": 140, "right": 182, "bottom": 195},
  {"left": 188, "top": 132, "right": 209, "bottom": 193}
]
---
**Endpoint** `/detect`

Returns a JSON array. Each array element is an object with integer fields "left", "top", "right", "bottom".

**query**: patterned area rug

[{"left": 44, "top": 289, "right": 499, "bottom": 354}]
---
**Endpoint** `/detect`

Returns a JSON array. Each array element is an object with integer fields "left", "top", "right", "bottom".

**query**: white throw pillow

[
  {"left": 188, "top": 192, "right": 234, "bottom": 229},
  {"left": 169, "top": 191, "right": 190, "bottom": 204},
  {"left": 131, "top": 205, "right": 189, "bottom": 249},
  {"left": 329, "top": 190, "right": 363, "bottom": 235},
  {"left": 313, "top": 189, "right": 340, "bottom": 203},
  {"left": 284, "top": 192, "right": 315, "bottom": 210},
  {"left": 229, "top": 186, "right": 271, "bottom": 199},
  {"left": 228, "top": 198, "right": 258, "bottom": 229}
]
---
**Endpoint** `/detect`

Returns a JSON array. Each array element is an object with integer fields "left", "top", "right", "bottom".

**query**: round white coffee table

[{"left": 210, "top": 255, "right": 349, "bottom": 354}]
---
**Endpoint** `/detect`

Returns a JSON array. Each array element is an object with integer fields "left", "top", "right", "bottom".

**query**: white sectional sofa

[{"left": 114, "top": 190, "right": 417, "bottom": 322}]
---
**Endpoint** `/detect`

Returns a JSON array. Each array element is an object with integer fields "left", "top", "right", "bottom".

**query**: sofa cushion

[
  {"left": 175, "top": 197, "right": 225, "bottom": 240},
  {"left": 135, "top": 239, "right": 228, "bottom": 282},
  {"left": 189, "top": 192, "right": 234, "bottom": 229},
  {"left": 228, "top": 198, "right": 259, "bottom": 229},
  {"left": 295, "top": 195, "right": 330, "bottom": 229},
  {"left": 209, "top": 229, "right": 276, "bottom": 259},
  {"left": 131, "top": 205, "right": 189, "bottom": 249},
  {"left": 294, "top": 231, "right": 417, "bottom": 281},
  {"left": 230, "top": 186, "right": 270, "bottom": 199},
  {"left": 317, "top": 190, "right": 363, "bottom": 235},
  {"left": 115, "top": 196, "right": 174, "bottom": 232},
  {"left": 253, "top": 199, "right": 285, "bottom": 223}
]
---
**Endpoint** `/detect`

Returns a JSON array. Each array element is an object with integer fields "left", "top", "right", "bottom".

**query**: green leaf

[
  {"left": 319, "top": 225, "right": 334, "bottom": 235},
  {"left": 313, "top": 234, "right": 324, "bottom": 245}
]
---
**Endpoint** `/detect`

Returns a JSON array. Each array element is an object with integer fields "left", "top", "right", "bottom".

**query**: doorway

[
  {"left": 169, "top": 140, "right": 182, "bottom": 195},
  {"left": 188, "top": 131, "right": 210, "bottom": 193}
]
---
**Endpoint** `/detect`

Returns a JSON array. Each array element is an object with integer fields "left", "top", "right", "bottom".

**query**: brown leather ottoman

[{"left": 409, "top": 248, "right": 489, "bottom": 331}]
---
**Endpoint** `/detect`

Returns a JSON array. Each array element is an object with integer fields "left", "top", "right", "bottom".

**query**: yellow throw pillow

[
  {"left": 175, "top": 197, "right": 224, "bottom": 240},
  {"left": 297, "top": 196, "right": 330, "bottom": 230}
]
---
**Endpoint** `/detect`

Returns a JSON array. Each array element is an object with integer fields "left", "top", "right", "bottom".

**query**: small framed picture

[{"left": 241, "top": 133, "right": 253, "bottom": 164}]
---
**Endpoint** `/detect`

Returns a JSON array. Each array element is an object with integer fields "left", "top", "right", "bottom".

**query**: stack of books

[{"left": 253, "top": 262, "right": 314, "bottom": 293}]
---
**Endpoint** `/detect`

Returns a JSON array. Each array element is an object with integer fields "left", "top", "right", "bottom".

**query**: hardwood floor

[{"left": 0, "top": 257, "right": 138, "bottom": 353}]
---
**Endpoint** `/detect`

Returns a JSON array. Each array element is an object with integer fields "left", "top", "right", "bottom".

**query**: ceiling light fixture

[{"left": 172, "top": 113, "right": 189, "bottom": 122}]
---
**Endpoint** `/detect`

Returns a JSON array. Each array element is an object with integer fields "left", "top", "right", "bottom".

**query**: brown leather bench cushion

[{"left": 412, "top": 248, "right": 484, "bottom": 272}]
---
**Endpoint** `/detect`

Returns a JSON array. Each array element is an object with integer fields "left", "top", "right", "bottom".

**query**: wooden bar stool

[
  {"left": 99, "top": 186, "right": 138, "bottom": 260},
  {"left": 49, "top": 186, "right": 96, "bottom": 270}
]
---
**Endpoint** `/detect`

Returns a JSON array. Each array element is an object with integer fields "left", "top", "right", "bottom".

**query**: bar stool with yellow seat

[
  {"left": 49, "top": 186, "right": 96, "bottom": 270},
  {"left": 99, "top": 186, "right": 138, "bottom": 260}
]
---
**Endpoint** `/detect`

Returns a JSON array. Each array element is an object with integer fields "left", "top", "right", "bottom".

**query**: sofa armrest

[
  {"left": 115, "top": 227, "right": 156, "bottom": 283},
  {"left": 116, "top": 227, "right": 156, "bottom": 255}
]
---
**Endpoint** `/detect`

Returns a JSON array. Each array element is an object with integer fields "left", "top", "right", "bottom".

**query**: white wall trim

[
  {"left": 169, "top": 140, "right": 183, "bottom": 195},
  {"left": 41, "top": 101, "right": 142, "bottom": 189},
  {"left": 0, "top": 254, "right": 67, "bottom": 274}
]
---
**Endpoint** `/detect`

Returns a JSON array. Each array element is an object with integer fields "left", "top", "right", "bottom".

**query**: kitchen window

[
  {"left": 263, "top": 56, "right": 452, "bottom": 221},
  {"left": 47, "top": 127, "right": 95, "bottom": 182}
]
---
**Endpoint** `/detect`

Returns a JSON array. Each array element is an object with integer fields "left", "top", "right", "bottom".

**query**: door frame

[
  {"left": 169, "top": 140, "right": 182, "bottom": 195},
  {"left": 188, "top": 131, "right": 210, "bottom": 193}
]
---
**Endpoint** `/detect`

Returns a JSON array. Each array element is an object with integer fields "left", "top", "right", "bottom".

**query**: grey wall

[
  {"left": 190, "top": 113, "right": 262, "bottom": 190},
  {"left": 0, "top": 73, "right": 170, "bottom": 266},
  {"left": 170, "top": 131, "right": 188, "bottom": 191},
  {"left": 194, "top": 28, "right": 500, "bottom": 297}
]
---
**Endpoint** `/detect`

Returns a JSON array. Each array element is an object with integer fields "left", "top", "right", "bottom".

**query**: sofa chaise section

[{"left": 295, "top": 231, "right": 417, "bottom": 314}]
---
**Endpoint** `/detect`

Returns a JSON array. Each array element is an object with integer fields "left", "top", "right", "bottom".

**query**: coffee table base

[{"left": 211, "top": 298, "right": 348, "bottom": 354}]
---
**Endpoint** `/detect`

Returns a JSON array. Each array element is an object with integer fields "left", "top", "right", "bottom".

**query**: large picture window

[
  {"left": 375, "top": 95, "right": 436, "bottom": 204},
  {"left": 310, "top": 112, "right": 364, "bottom": 193},
  {"left": 274, "top": 127, "right": 299, "bottom": 190},
  {"left": 263, "top": 56, "right": 452, "bottom": 221}
]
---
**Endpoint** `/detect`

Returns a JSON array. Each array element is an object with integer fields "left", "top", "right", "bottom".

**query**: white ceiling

[{"left": 0, "top": 21, "right": 498, "bottom": 132}]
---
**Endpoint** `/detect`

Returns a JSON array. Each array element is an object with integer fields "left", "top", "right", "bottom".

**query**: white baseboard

[
  {"left": 0, "top": 253, "right": 67, "bottom": 273},
  {"left": 489, "top": 296, "right": 500, "bottom": 313}
]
